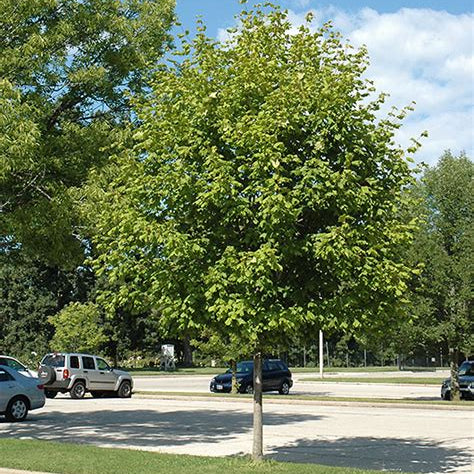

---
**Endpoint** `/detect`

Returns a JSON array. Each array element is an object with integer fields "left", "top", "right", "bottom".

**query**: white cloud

[{"left": 287, "top": 7, "right": 474, "bottom": 164}]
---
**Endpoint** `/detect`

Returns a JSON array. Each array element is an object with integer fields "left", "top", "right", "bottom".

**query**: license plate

[{"left": 216, "top": 384, "right": 223, "bottom": 390}]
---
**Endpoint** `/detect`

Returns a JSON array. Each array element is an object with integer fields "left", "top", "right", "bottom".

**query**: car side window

[
  {"left": 96, "top": 358, "right": 110, "bottom": 371},
  {"left": 267, "top": 361, "right": 279, "bottom": 372},
  {"left": 0, "top": 368, "right": 13, "bottom": 382},
  {"left": 70, "top": 356, "right": 80, "bottom": 369},
  {"left": 82, "top": 356, "right": 95, "bottom": 370}
]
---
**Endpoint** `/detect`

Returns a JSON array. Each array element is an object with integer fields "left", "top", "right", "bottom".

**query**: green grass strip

[
  {"left": 0, "top": 439, "right": 408, "bottom": 474},
  {"left": 300, "top": 377, "right": 443, "bottom": 385},
  {"left": 128, "top": 366, "right": 429, "bottom": 376}
]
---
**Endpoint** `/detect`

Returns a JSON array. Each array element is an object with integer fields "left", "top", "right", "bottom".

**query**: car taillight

[
  {"left": 63, "top": 368, "right": 70, "bottom": 379},
  {"left": 37, "top": 384, "right": 44, "bottom": 390}
]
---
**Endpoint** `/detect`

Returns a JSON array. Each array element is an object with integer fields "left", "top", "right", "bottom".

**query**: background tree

[
  {"left": 48, "top": 302, "right": 107, "bottom": 353},
  {"left": 0, "top": 250, "right": 94, "bottom": 363},
  {"left": 406, "top": 152, "right": 473, "bottom": 400},
  {"left": 88, "top": 5, "right": 418, "bottom": 459},
  {"left": 0, "top": 0, "right": 175, "bottom": 266}
]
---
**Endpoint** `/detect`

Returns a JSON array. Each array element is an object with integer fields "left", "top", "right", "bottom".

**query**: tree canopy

[
  {"left": 89, "top": 6, "right": 418, "bottom": 348},
  {"left": 0, "top": 0, "right": 175, "bottom": 265}
]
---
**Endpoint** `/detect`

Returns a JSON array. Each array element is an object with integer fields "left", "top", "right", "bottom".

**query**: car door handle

[
  {"left": 100, "top": 372, "right": 104, "bottom": 374},
  {"left": 83, "top": 370, "right": 88, "bottom": 373}
]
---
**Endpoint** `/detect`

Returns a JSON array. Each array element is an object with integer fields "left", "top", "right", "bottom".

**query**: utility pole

[{"left": 319, "top": 330, "right": 324, "bottom": 379}]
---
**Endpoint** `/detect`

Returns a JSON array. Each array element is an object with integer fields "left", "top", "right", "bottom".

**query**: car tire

[
  {"left": 44, "top": 390, "right": 57, "bottom": 399},
  {"left": 117, "top": 380, "right": 132, "bottom": 398},
  {"left": 38, "top": 366, "right": 56, "bottom": 385},
  {"left": 5, "top": 396, "right": 29, "bottom": 422},
  {"left": 442, "top": 390, "right": 451, "bottom": 401},
  {"left": 244, "top": 384, "right": 254, "bottom": 395},
  {"left": 70, "top": 381, "right": 86, "bottom": 399},
  {"left": 279, "top": 381, "right": 290, "bottom": 395}
]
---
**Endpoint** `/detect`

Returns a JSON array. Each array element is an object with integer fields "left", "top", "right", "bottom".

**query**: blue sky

[{"left": 175, "top": 1, "right": 473, "bottom": 165}]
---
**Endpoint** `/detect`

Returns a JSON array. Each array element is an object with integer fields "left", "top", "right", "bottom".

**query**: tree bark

[
  {"left": 449, "top": 346, "right": 460, "bottom": 401},
  {"left": 252, "top": 352, "right": 263, "bottom": 460},
  {"left": 182, "top": 335, "right": 193, "bottom": 367},
  {"left": 231, "top": 359, "right": 238, "bottom": 394}
]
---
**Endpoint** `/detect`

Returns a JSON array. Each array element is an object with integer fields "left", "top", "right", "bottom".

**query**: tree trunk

[
  {"left": 182, "top": 335, "right": 193, "bottom": 367},
  {"left": 449, "top": 346, "right": 460, "bottom": 401},
  {"left": 252, "top": 352, "right": 263, "bottom": 460},
  {"left": 231, "top": 359, "right": 238, "bottom": 394}
]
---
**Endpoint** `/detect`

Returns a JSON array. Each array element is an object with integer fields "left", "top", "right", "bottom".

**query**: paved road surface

[
  {"left": 1, "top": 396, "right": 472, "bottom": 473},
  {"left": 134, "top": 372, "right": 443, "bottom": 400}
]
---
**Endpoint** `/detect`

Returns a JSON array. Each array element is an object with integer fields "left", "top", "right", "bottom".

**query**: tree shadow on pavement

[
  {"left": 269, "top": 436, "right": 472, "bottom": 473},
  {"left": 0, "top": 405, "right": 323, "bottom": 450}
]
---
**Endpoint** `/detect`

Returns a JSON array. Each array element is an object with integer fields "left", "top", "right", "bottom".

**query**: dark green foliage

[
  {"left": 405, "top": 152, "right": 473, "bottom": 398},
  {"left": 0, "top": 251, "right": 94, "bottom": 361}
]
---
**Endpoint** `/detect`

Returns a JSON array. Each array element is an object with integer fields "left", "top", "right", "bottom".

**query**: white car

[
  {"left": 0, "top": 365, "right": 45, "bottom": 421},
  {"left": 0, "top": 355, "right": 38, "bottom": 378}
]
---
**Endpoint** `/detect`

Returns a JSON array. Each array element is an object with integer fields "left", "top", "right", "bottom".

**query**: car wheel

[
  {"left": 117, "top": 380, "right": 132, "bottom": 398},
  {"left": 244, "top": 384, "right": 254, "bottom": 394},
  {"left": 279, "top": 381, "right": 290, "bottom": 395},
  {"left": 70, "top": 381, "right": 86, "bottom": 399},
  {"left": 38, "top": 366, "right": 56, "bottom": 385},
  {"left": 45, "top": 390, "right": 57, "bottom": 399},
  {"left": 442, "top": 390, "right": 451, "bottom": 401},
  {"left": 5, "top": 397, "right": 29, "bottom": 422}
]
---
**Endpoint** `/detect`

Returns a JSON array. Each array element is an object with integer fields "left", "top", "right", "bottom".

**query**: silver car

[
  {"left": 0, "top": 365, "right": 45, "bottom": 422},
  {"left": 38, "top": 352, "right": 133, "bottom": 399}
]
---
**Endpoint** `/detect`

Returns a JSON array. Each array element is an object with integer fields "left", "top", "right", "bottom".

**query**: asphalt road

[
  {"left": 134, "top": 372, "right": 443, "bottom": 400},
  {"left": 1, "top": 396, "right": 472, "bottom": 473}
]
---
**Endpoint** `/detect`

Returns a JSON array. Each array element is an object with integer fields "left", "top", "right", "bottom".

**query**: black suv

[
  {"left": 210, "top": 359, "right": 293, "bottom": 395},
  {"left": 441, "top": 360, "right": 474, "bottom": 400}
]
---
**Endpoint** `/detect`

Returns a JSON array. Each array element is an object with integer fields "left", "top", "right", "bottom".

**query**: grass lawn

[
  {"left": 128, "top": 366, "right": 428, "bottom": 377},
  {"left": 0, "top": 439, "right": 407, "bottom": 474},
  {"left": 300, "top": 377, "right": 443, "bottom": 385}
]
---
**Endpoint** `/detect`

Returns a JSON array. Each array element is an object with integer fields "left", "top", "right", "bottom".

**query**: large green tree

[
  {"left": 0, "top": 0, "right": 175, "bottom": 266},
  {"left": 407, "top": 152, "right": 473, "bottom": 400},
  {"left": 88, "top": 5, "right": 418, "bottom": 458}
]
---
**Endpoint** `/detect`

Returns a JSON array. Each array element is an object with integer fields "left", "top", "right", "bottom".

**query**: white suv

[{"left": 38, "top": 353, "right": 133, "bottom": 399}]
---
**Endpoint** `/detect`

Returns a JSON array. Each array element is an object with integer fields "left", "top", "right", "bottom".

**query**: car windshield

[
  {"left": 42, "top": 354, "right": 65, "bottom": 368},
  {"left": 236, "top": 362, "right": 253, "bottom": 373},
  {"left": 458, "top": 362, "right": 474, "bottom": 376}
]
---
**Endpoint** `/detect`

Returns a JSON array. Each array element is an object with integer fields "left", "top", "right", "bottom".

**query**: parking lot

[{"left": 1, "top": 395, "right": 472, "bottom": 473}]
